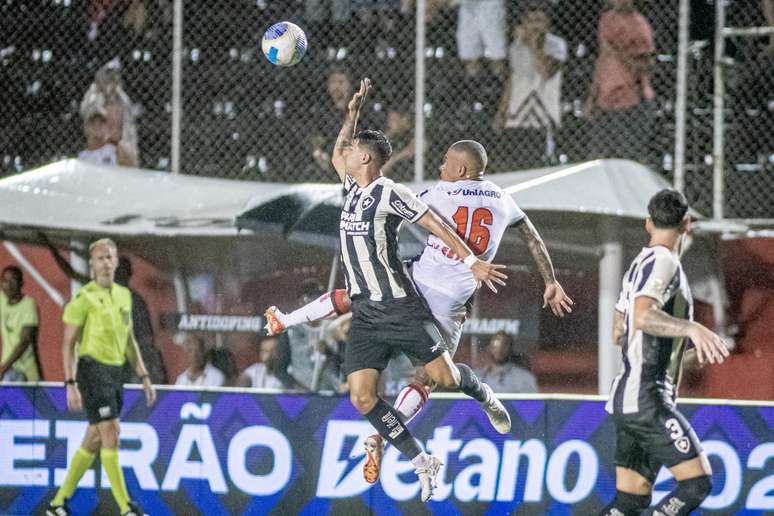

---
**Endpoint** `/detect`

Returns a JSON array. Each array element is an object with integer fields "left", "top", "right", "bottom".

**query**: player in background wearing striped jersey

[
  {"left": 307, "top": 77, "right": 514, "bottom": 502},
  {"left": 599, "top": 190, "right": 729, "bottom": 516},
  {"left": 265, "top": 88, "right": 573, "bottom": 488},
  {"left": 265, "top": 142, "right": 573, "bottom": 484}
]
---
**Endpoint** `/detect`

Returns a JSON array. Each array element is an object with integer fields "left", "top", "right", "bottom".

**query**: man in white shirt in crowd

[
  {"left": 494, "top": 7, "right": 567, "bottom": 168},
  {"left": 242, "top": 336, "right": 284, "bottom": 389},
  {"left": 475, "top": 330, "right": 538, "bottom": 393},
  {"left": 174, "top": 334, "right": 225, "bottom": 387}
]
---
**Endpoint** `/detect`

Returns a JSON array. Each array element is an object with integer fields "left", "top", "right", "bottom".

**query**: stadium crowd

[{"left": 2, "top": 0, "right": 772, "bottom": 195}]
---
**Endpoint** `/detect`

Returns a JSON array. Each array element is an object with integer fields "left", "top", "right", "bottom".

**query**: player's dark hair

[
  {"left": 451, "top": 140, "right": 488, "bottom": 175},
  {"left": 355, "top": 129, "right": 393, "bottom": 165},
  {"left": 648, "top": 189, "right": 689, "bottom": 229},
  {"left": 1, "top": 265, "right": 23, "bottom": 285}
]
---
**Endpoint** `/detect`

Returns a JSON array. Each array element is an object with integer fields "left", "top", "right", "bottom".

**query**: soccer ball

[{"left": 261, "top": 22, "right": 307, "bottom": 66}]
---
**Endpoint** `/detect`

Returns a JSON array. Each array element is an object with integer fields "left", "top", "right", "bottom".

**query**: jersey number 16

[{"left": 452, "top": 206, "right": 493, "bottom": 256}]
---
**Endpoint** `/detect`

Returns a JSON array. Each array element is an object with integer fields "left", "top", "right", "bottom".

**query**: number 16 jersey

[{"left": 411, "top": 179, "right": 525, "bottom": 303}]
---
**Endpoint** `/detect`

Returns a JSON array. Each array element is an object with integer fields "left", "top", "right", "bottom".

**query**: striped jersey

[
  {"left": 411, "top": 179, "right": 525, "bottom": 302},
  {"left": 606, "top": 245, "right": 694, "bottom": 415},
  {"left": 339, "top": 175, "right": 429, "bottom": 301}
]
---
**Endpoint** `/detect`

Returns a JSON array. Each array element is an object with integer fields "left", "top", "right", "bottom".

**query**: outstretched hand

[
  {"left": 470, "top": 260, "right": 508, "bottom": 293},
  {"left": 543, "top": 281, "right": 573, "bottom": 317},
  {"left": 347, "top": 78, "right": 371, "bottom": 117}
]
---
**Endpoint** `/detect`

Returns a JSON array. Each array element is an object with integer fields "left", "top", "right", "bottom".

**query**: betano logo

[{"left": 0, "top": 418, "right": 771, "bottom": 510}]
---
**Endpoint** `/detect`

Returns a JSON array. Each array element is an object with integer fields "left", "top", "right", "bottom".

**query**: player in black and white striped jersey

[
  {"left": 599, "top": 189, "right": 729, "bottom": 516},
  {"left": 327, "top": 78, "right": 511, "bottom": 502}
]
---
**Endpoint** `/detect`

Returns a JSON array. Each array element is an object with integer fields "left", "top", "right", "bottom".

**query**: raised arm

[
  {"left": 415, "top": 210, "right": 508, "bottom": 292},
  {"left": 513, "top": 216, "right": 573, "bottom": 316},
  {"left": 331, "top": 78, "right": 371, "bottom": 181}
]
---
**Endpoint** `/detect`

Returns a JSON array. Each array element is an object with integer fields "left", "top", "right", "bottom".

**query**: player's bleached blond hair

[{"left": 88, "top": 238, "right": 117, "bottom": 256}]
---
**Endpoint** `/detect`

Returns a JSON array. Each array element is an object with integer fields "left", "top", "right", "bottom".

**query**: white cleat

[
  {"left": 480, "top": 383, "right": 511, "bottom": 434},
  {"left": 263, "top": 306, "right": 286, "bottom": 335},
  {"left": 415, "top": 455, "right": 443, "bottom": 502}
]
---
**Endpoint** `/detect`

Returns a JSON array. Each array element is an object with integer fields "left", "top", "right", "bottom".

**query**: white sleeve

[
  {"left": 634, "top": 252, "right": 678, "bottom": 307},
  {"left": 385, "top": 183, "right": 429, "bottom": 223}
]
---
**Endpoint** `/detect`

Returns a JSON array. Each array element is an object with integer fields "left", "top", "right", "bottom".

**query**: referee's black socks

[
  {"left": 456, "top": 363, "right": 488, "bottom": 403},
  {"left": 364, "top": 398, "right": 422, "bottom": 459}
]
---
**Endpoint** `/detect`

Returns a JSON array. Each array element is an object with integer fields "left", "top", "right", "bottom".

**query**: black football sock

[
  {"left": 364, "top": 398, "right": 422, "bottom": 460},
  {"left": 456, "top": 363, "right": 488, "bottom": 403}
]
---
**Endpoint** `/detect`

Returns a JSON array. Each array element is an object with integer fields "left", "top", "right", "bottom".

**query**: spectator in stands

[
  {"left": 308, "top": 66, "right": 354, "bottom": 174},
  {"left": 475, "top": 331, "right": 538, "bottom": 393},
  {"left": 586, "top": 0, "right": 656, "bottom": 163},
  {"left": 80, "top": 63, "right": 139, "bottom": 167},
  {"left": 0, "top": 266, "right": 41, "bottom": 382},
  {"left": 114, "top": 257, "right": 168, "bottom": 384},
  {"left": 494, "top": 8, "right": 567, "bottom": 169},
  {"left": 242, "top": 336, "right": 284, "bottom": 389},
  {"left": 382, "top": 101, "right": 416, "bottom": 180},
  {"left": 456, "top": 0, "right": 508, "bottom": 93},
  {"left": 210, "top": 346, "right": 245, "bottom": 387},
  {"left": 174, "top": 334, "right": 225, "bottom": 387}
]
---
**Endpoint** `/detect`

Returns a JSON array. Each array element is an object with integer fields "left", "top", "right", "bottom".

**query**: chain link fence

[
  {"left": 1, "top": 0, "right": 772, "bottom": 220},
  {"left": 716, "top": 0, "right": 774, "bottom": 220}
]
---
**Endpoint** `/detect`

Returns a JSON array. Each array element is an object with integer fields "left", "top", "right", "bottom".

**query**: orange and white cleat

[
  {"left": 263, "top": 306, "right": 286, "bottom": 336},
  {"left": 363, "top": 434, "right": 384, "bottom": 484}
]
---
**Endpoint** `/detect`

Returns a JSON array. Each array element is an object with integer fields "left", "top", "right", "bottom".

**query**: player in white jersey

[
  {"left": 599, "top": 190, "right": 729, "bottom": 516},
  {"left": 265, "top": 140, "right": 573, "bottom": 484}
]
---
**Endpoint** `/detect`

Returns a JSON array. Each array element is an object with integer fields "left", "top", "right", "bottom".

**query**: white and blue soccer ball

[{"left": 261, "top": 22, "right": 307, "bottom": 66}]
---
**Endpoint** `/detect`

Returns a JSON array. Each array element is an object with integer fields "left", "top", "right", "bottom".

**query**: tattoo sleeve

[
  {"left": 514, "top": 217, "right": 556, "bottom": 284},
  {"left": 637, "top": 305, "right": 693, "bottom": 337}
]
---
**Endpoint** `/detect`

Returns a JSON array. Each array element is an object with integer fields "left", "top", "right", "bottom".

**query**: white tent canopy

[{"left": 0, "top": 158, "right": 717, "bottom": 392}]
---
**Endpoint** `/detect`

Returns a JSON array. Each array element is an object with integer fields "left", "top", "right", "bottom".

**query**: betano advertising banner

[{"left": 0, "top": 386, "right": 771, "bottom": 515}]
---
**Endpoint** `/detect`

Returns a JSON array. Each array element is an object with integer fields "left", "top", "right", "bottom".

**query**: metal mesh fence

[
  {"left": 0, "top": 0, "right": 771, "bottom": 220},
  {"left": 717, "top": 0, "right": 774, "bottom": 220}
]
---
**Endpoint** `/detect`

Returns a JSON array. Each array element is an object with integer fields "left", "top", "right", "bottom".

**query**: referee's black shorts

[
  {"left": 76, "top": 357, "right": 125, "bottom": 424},
  {"left": 343, "top": 296, "right": 446, "bottom": 377},
  {"left": 613, "top": 402, "right": 702, "bottom": 483}
]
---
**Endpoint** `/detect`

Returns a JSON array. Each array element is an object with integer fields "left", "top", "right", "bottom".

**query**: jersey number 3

[{"left": 452, "top": 207, "right": 493, "bottom": 255}]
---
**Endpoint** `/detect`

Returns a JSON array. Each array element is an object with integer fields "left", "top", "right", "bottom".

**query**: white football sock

[
  {"left": 282, "top": 291, "right": 340, "bottom": 328},
  {"left": 394, "top": 383, "right": 428, "bottom": 425}
]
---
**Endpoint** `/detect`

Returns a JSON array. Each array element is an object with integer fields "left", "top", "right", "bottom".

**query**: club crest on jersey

[
  {"left": 674, "top": 436, "right": 691, "bottom": 454},
  {"left": 360, "top": 196, "right": 375, "bottom": 211}
]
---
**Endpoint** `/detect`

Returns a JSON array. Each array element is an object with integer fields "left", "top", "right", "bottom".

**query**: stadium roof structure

[{"left": 0, "top": 158, "right": 709, "bottom": 270}]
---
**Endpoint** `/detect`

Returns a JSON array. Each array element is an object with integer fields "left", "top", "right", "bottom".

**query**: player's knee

[
  {"left": 350, "top": 391, "right": 377, "bottom": 414},
  {"left": 678, "top": 475, "right": 712, "bottom": 504}
]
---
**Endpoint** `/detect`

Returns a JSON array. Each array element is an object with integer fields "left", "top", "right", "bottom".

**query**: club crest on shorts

[
  {"left": 360, "top": 196, "right": 375, "bottom": 211},
  {"left": 99, "top": 406, "right": 112, "bottom": 418},
  {"left": 674, "top": 436, "right": 691, "bottom": 453}
]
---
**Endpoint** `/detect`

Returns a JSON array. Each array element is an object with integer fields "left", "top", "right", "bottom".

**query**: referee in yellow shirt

[{"left": 47, "top": 239, "right": 155, "bottom": 516}]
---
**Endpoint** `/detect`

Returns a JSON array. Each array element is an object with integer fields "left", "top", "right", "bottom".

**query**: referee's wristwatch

[{"left": 64, "top": 379, "right": 76, "bottom": 386}]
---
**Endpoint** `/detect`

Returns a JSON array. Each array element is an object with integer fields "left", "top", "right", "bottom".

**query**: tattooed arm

[
  {"left": 331, "top": 78, "right": 370, "bottom": 181},
  {"left": 634, "top": 296, "right": 729, "bottom": 365},
  {"left": 513, "top": 217, "right": 574, "bottom": 317}
]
